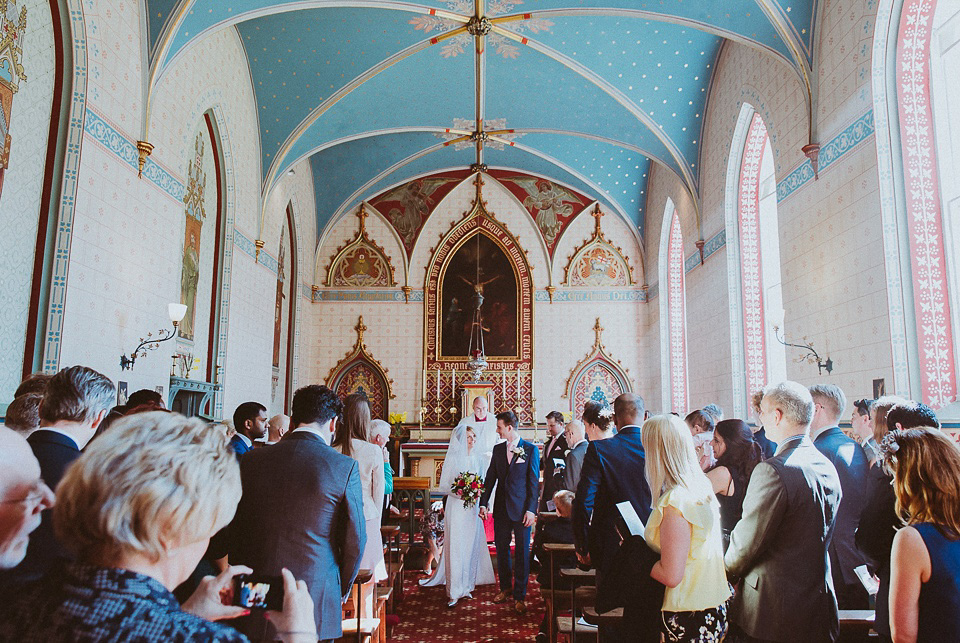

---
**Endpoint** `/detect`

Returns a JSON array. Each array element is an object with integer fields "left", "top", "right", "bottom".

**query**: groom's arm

[{"left": 479, "top": 446, "right": 498, "bottom": 509}]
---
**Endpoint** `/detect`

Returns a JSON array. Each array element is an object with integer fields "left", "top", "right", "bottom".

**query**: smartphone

[{"left": 232, "top": 574, "right": 284, "bottom": 611}]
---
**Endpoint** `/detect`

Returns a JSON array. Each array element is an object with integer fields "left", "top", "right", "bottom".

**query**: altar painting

[{"left": 440, "top": 232, "right": 517, "bottom": 358}]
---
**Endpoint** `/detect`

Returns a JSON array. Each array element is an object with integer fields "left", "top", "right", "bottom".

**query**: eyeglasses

[{"left": 1, "top": 479, "right": 50, "bottom": 507}]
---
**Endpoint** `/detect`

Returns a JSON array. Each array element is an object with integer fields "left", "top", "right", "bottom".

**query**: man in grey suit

[
  {"left": 809, "top": 384, "right": 869, "bottom": 610},
  {"left": 224, "top": 385, "right": 366, "bottom": 642},
  {"left": 725, "top": 381, "right": 842, "bottom": 643},
  {"left": 556, "top": 419, "right": 588, "bottom": 491}
]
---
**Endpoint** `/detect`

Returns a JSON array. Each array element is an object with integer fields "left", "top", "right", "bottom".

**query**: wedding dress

[{"left": 419, "top": 424, "right": 496, "bottom": 602}]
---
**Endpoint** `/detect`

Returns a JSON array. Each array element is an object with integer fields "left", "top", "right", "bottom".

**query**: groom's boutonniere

[{"left": 511, "top": 446, "right": 526, "bottom": 462}]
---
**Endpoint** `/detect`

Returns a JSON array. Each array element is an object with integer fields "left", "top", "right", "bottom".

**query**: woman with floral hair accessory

[
  {"left": 882, "top": 427, "right": 960, "bottom": 642},
  {"left": 582, "top": 400, "right": 614, "bottom": 442}
]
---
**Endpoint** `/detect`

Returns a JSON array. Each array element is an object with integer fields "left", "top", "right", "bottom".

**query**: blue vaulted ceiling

[{"left": 144, "top": 0, "right": 819, "bottom": 248}]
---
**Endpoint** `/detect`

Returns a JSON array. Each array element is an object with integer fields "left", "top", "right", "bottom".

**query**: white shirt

[
  {"left": 35, "top": 427, "right": 80, "bottom": 450},
  {"left": 291, "top": 425, "right": 328, "bottom": 444},
  {"left": 235, "top": 432, "right": 253, "bottom": 448}
]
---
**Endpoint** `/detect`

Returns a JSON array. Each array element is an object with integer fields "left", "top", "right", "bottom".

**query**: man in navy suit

[
  {"left": 230, "top": 401, "right": 267, "bottom": 456},
  {"left": 479, "top": 410, "right": 539, "bottom": 614},
  {"left": 573, "top": 392, "right": 660, "bottom": 641},
  {"left": 0, "top": 366, "right": 114, "bottom": 588},
  {"left": 809, "top": 384, "right": 869, "bottom": 610}
]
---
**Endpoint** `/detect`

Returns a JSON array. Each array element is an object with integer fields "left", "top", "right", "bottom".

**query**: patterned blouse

[{"left": 0, "top": 563, "right": 248, "bottom": 642}]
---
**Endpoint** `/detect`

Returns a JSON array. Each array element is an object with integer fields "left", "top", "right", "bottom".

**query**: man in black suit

[
  {"left": 557, "top": 419, "right": 587, "bottom": 491},
  {"left": 539, "top": 411, "right": 569, "bottom": 513},
  {"left": 230, "top": 401, "right": 267, "bottom": 456},
  {"left": 479, "top": 410, "right": 540, "bottom": 614},
  {"left": 224, "top": 385, "right": 366, "bottom": 642},
  {"left": 809, "top": 384, "right": 869, "bottom": 610},
  {"left": 726, "top": 381, "right": 842, "bottom": 643},
  {"left": 1, "top": 366, "right": 114, "bottom": 587},
  {"left": 573, "top": 393, "right": 661, "bottom": 642}
]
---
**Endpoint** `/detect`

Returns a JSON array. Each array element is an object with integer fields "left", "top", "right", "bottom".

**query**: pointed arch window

[{"left": 659, "top": 199, "right": 688, "bottom": 414}]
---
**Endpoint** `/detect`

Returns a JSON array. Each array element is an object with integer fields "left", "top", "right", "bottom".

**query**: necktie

[{"left": 507, "top": 442, "right": 515, "bottom": 464}]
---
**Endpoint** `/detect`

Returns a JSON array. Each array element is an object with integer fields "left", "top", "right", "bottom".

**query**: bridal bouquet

[{"left": 451, "top": 471, "right": 484, "bottom": 508}]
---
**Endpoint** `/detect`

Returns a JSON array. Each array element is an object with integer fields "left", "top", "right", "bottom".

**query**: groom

[{"left": 479, "top": 410, "right": 539, "bottom": 614}]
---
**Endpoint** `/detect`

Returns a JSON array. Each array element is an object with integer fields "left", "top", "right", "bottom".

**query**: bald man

[
  {"left": 264, "top": 414, "right": 290, "bottom": 445},
  {"left": 0, "top": 427, "right": 54, "bottom": 569}
]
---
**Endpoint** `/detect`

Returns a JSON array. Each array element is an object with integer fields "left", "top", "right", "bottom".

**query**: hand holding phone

[{"left": 233, "top": 573, "right": 285, "bottom": 611}]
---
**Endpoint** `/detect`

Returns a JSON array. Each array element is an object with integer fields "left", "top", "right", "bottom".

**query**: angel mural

[
  {"left": 375, "top": 176, "right": 462, "bottom": 249},
  {"left": 492, "top": 173, "right": 591, "bottom": 252}
]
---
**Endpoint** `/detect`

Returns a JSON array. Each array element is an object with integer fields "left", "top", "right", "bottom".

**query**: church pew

[
  {"left": 559, "top": 567, "right": 597, "bottom": 643},
  {"left": 838, "top": 609, "right": 876, "bottom": 641},
  {"left": 390, "top": 477, "right": 431, "bottom": 545},
  {"left": 542, "top": 541, "right": 576, "bottom": 642},
  {"left": 340, "top": 569, "right": 378, "bottom": 643},
  {"left": 380, "top": 524, "right": 404, "bottom": 609}
]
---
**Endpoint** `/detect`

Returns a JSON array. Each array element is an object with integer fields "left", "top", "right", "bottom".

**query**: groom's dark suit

[{"left": 480, "top": 438, "right": 539, "bottom": 601}]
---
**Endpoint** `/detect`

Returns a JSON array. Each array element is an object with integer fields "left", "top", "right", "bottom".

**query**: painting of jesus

[{"left": 440, "top": 232, "right": 518, "bottom": 358}]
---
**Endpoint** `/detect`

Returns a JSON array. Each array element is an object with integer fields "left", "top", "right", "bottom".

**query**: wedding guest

[
  {"left": 582, "top": 400, "right": 614, "bottom": 442},
  {"left": 230, "top": 402, "right": 267, "bottom": 456},
  {"left": 725, "top": 381, "right": 842, "bottom": 643},
  {"left": 369, "top": 419, "right": 394, "bottom": 511},
  {"left": 261, "top": 414, "right": 289, "bottom": 445},
  {"left": 685, "top": 409, "right": 716, "bottom": 470},
  {"left": 99, "top": 388, "right": 165, "bottom": 434},
  {"left": 705, "top": 419, "right": 762, "bottom": 549},
  {"left": 13, "top": 373, "right": 52, "bottom": 398},
  {"left": 883, "top": 428, "right": 960, "bottom": 642},
  {"left": 809, "top": 384, "right": 869, "bottom": 610},
  {"left": 855, "top": 395, "right": 909, "bottom": 643},
  {"left": 749, "top": 390, "right": 777, "bottom": 459},
  {"left": 0, "top": 427, "right": 54, "bottom": 569},
  {"left": 418, "top": 501, "right": 444, "bottom": 574},
  {"left": 0, "top": 412, "right": 317, "bottom": 642},
  {"left": 2, "top": 365, "right": 114, "bottom": 589},
  {"left": 850, "top": 398, "right": 878, "bottom": 465},
  {"left": 574, "top": 393, "right": 661, "bottom": 642},
  {"left": 4, "top": 392, "right": 42, "bottom": 436},
  {"left": 557, "top": 419, "right": 588, "bottom": 491},
  {"left": 643, "top": 414, "right": 731, "bottom": 642},
  {"left": 702, "top": 403, "right": 724, "bottom": 423},
  {"left": 332, "top": 393, "right": 386, "bottom": 618},
  {"left": 540, "top": 411, "right": 569, "bottom": 513},
  {"left": 221, "top": 385, "right": 365, "bottom": 642}
]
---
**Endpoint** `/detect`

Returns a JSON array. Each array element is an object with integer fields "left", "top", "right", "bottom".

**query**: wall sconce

[
  {"left": 773, "top": 325, "right": 833, "bottom": 375},
  {"left": 120, "top": 304, "right": 188, "bottom": 371}
]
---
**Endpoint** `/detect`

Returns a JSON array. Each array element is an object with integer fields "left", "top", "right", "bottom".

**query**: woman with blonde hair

[
  {"left": 642, "top": 414, "right": 731, "bottom": 642},
  {"left": 0, "top": 412, "right": 315, "bottom": 642},
  {"left": 882, "top": 428, "right": 960, "bottom": 642},
  {"left": 332, "top": 392, "right": 386, "bottom": 617}
]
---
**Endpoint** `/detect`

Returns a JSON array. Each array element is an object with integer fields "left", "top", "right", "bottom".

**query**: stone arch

[
  {"left": 326, "top": 316, "right": 395, "bottom": 421},
  {"left": 563, "top": 318, "right": 633, "bottom": 419}
]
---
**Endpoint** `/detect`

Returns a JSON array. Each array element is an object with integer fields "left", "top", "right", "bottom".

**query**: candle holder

[
  {"left": 434, "top": 404, "right": 443, "bottom": 425},
  {"left": 448, "top": 406, "right": 458, "bottom": 423},
  {"left": 531, "top": 398, "right": 539, "bottom": 444},
  {"left": 418, "top": 401, "right": 427, "bottom": 443}
]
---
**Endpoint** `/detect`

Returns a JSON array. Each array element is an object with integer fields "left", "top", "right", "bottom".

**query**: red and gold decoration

[
  {"left": 327, "top": 316, "right": 395, "bottom": 420},
  {"left": 563, "top": 205, "right": 633, "bottom": 287},
  {"left": 0, "top": 0, "right": 27, "bottom": 196},
  {"left": 423, "top": 176, "right": 534, "bottom": 426},
  {"left": 564, "top": 318, "right": 634, "bottom": 420},
  {"left": 326, "top": 204, "right": 396, "bottom": 287}
]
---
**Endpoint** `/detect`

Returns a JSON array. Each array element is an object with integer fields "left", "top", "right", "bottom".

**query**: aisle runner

[{"left": 392, "top": 573, "right": 544, "bottom": 642}]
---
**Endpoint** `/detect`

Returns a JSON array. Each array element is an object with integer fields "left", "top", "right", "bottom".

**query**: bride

[{"left": 419, "top": 424, "right": 497, "bottom": 607}]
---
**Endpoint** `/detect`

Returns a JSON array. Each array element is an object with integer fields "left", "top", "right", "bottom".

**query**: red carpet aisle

[{"left": 391, "top": 574, "right": 544, "bottom": 642}]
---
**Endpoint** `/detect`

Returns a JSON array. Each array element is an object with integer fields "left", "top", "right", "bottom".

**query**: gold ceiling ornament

[
  {"left": 325, "top": 315, "right": 396, "bottom": 399},
  {"left": 325, "top": 203, "right": 397, "bottom": 288},
  {"left": 136, "top": 140, "right": 154, "bottom": 178},
  {"left": 562, "top": 317, "right": 634, "bottom": 399},
  {"left": 254, "top": 239, "right": 265, "bottom": 261},
  {"left": 562, "top": 205, "right": 634, "bottom": 287}
]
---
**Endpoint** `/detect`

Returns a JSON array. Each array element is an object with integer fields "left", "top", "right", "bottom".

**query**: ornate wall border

[
  {"left": 738, "top": 113, "right": 771, "bottom": 409},
  {"left": 326, "top": 315, "right": 395, "bottom": 400},
  {"left": 666, "top": 209, "right": 688, "bottom": 415},
  {"left": 41, "top": 0, "right": 88, "bottom": 372},
  {"left": 324, "top": 204, "right": 397, "bottom": 288},
  {"left": 561, "top": 206, "right": 634, "bottom": 287},
  {"left": 895, "top": 0, "right": 955, "bottom": 408}
]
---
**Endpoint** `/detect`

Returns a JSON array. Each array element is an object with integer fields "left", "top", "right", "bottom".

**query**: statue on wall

[
  {"left": 179, "top": 132, "right": 207, "bottom": 341},
  {"left": 0, "top": 0, "right": 28, "bottom": 196}
]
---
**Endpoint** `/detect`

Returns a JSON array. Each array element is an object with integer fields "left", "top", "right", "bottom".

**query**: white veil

[{"left": 440, "top": 423, "right": 495, "bottom": 494}]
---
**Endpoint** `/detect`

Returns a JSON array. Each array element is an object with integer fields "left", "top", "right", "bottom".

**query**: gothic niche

[
  {"left": 563, "top": 206, "right": 633, "bottom": 287},
  {"left": 564, "top": 318, "right": 634, "bottom": 419},
  {"left": 327, "top": 317, "right": 395, "bottom": 420},
  {"left": 325, "top": 204, "right": 396, "bottom": 288}
]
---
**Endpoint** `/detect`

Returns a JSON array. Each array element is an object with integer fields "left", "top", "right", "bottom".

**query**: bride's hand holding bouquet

[{"left": 451, "top": 472, "right": 484, "bottom": 508}]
